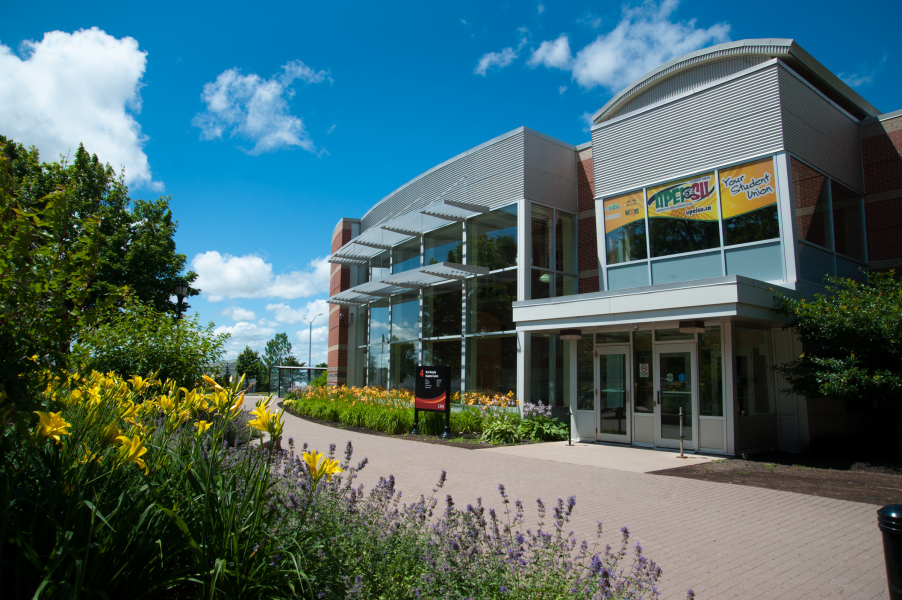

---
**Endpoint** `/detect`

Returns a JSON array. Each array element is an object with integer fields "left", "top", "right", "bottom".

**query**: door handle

[{"left": 656, "top": 391, "right": 661, "bottom": 406}]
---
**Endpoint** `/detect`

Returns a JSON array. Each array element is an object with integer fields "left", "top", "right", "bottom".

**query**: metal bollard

[
  {"left": 567, "top": 408, "right": 573, "bottom": 446},
  {"left": 879, "top": 505, "right": 902, "bottom": 599},
  {"left": 679, "top": 406, "right": 685, "bottom": 458}
]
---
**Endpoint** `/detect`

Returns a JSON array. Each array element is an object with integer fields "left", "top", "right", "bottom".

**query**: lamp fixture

[{"left": 560, "top": 328, "right": 582, "bottom": 340}]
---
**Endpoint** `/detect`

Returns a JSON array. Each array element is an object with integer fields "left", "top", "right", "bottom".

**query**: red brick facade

[
  {"left": 861, "top": 114, "right": 902, "bottom": 272},
  {"left": 576, "top": 146, "right": 600, "bottom": 294},
  {"left": 327, "top": 219, "right": 359, "bottom": 386}
]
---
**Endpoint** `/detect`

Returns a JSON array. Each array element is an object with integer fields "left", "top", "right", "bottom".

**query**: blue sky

[{"left": 2, "top": 0, "right": 899, "bottom": 363}]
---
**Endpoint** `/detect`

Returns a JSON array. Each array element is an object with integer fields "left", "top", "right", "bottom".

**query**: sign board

[
  {"left": 411, "top": 365, "right": 452, "bottom": 438},
  {"left": 603, "top": 190, "right": 646, "bottom": 234},
  {"left": 639, "top": 363, "right": 649, "bottom": 378},
  {"left": 415, "top": 365, "right": 450, "bottom": 411},
  {"left": 647, "top": 172, "right": 718, "bottom": 221},
  {"left": 719, "top": 157, "right": 778, "bottom": 219}
]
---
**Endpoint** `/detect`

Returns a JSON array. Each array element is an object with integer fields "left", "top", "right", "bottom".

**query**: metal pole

[
  {"left": 304, "top": 313, "right": 323, "bottom": 368},
  {"left": 679, "top": 406, "right": 685, "bottom": 458},
  {"left": 568, "top": 407, "right": 573, "bottom": 446}
]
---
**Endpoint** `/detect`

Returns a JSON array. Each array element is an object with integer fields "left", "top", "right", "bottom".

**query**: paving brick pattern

[{"left": 274, "top": 409, "right": 888, "bottom": 599}]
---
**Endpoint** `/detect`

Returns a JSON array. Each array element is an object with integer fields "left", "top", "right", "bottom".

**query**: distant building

[{"left": 327, "top": 39, "right": 901, "bottom": 455}]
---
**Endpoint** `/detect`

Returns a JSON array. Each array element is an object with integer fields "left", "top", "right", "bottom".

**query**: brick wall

[
  {"left": 576, "top": 145, "right": 600, "bottom": 294},
  {"left": 328, "top": 219, "right": 359, "bottom": 386},
  {"left": 861, "top": 114, "right": 902, "bottom": 272}
]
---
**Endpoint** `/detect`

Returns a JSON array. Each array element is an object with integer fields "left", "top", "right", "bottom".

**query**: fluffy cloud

[
  {"left": 192, "top": 252, "right": 330, "bottom": 301},
  {"left": 474, "top": 47, "right": 519, "bottom": 76},
  {"left": 529, "top": 0, "right": 729, "bottom": 92},
  {"left": 0, "top": 28, "right": 160, "bottom": 189},
  {"left": 193, "top": 60, "right": 329, "bottom": 155},
  {"left": 220, "top": 306, "right": 257, "bottom": 322},
  {"left": 528, "top": 35, "right": 572, "bottom": 69},
  {"left": 266, "top": 299, "right": 330, "bottom": 325},
  {"left": 213, "top": 320, "right": 277, "bottom": 358}
]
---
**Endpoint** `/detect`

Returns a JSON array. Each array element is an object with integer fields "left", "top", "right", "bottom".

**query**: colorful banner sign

[
  {"left": 603, "top": 190, "right": 645, "bottom": 234},
  {"left": 719, "top": 158, "right": 778, "bottom": 219},
  {"left": 647, "top": 172, "right": 718, "bottom": 221}
]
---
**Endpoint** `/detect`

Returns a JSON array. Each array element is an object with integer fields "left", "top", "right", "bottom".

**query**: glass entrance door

[
  {"left": 654, "top": 343, "right": 697, "bottom": 450},
  {"left": 596, "top": 346, "right": 631, "bottom": 443}
]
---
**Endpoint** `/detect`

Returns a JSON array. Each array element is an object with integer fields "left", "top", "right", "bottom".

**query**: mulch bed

[{"left": 651, "top": 451, "right": 902, "bottom": 506}]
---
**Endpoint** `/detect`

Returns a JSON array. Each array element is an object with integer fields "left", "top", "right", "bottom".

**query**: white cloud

[
  {"left": 221, "top": 306, "right": 257, "bottom": 321},
  {"left": 559, "top": 85, "right": 568, "bottom": 95},
  {"left": 528, "top": 34, "right": 572, "bottom": 69},
  {"left": 474, "top": 47, "right": 519, "bottom": 76},
  {"left": 192, "top": 251, "right": 330, "bottom": 301},
  {"left": 577, "top": 12, "right": 603, "bottom": 29},
  {"left": 0, "top": 27, "right": 160, "bottom": 190},
  {"left": 214, "top": 320, "right": 277, "bottom": 358},
  {"left": 266, "top": 299, "right": 330, "bottom": 325},
  {"left": 192, "top": 59, "right": 329, "bottom": 155},
  {"left": 839, "top": 55, "right": 888, "bottom": 88},
  {"left": 294, "top": 325, "right": 328, "bottom": 345},
  {"left": 537, "top": 4, "right": 545, "bottom": 15},
  {"left": 528, "top": 0, "right": 729, "bottom": 93},
  {"left": 570, "top": 0, "right": 729, "bottom": 92}
]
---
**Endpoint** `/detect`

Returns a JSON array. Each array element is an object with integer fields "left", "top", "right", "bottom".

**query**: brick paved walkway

[{"left": 270, "top": 406, "right": 888, "bottom": 599}]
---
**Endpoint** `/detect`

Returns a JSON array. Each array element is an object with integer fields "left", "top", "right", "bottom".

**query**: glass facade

[
  {"left": 424, "top": 223, "right": 463, "bottom": 265},
  {"left": 734, "top": 327, "right": 774, "bottom": 417},
  {"left": 466, "top": 335, "right": 517, "bottom": 395},
  {"left": 699, "top": 326, "right": 724, "bottom": 417},
  {"left": 530, "top": 334, "right": 564, "bottom": 407},
  {"left": 468, "top": 204, "right": 517, "bottom": 270},
  {"left": 531, "top": 204, "right": 577, "bottom": 300},
  {"left": 467, "top": 270, "right": 517, "bottom": 334}
]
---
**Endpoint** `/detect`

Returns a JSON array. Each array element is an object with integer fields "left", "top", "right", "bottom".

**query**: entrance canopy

[{"left": 513, "top": 275, "right": 793, "bottom": 332}]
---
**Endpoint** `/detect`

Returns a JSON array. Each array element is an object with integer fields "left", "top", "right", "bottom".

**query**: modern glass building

[{"left": 327, "top": 39, "right": 901, "bottom": 455}]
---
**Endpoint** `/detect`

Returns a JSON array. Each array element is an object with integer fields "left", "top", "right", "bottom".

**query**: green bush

[
  {"left": 519, "top": 414, "right": 568, "bottom": 441},
  {"left": 480, "top": 413, "right": 522, "bottom": 444}
]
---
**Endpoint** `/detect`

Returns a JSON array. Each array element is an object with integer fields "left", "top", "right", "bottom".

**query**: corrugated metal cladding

[
  {"left": 592, "top": 64, "right": 784, "bottom": 198},
  {"left": 360, "top": 131, "right": 526, "bottom": 232},
  {"left": 609, "top": 57, "right": 770, "bottom": 120},
  {"left": 523, "top": 134, "right": 578, "bottom": 213},
  {"left": 778, "top": 66, "right": 863, "bottom": 192}
]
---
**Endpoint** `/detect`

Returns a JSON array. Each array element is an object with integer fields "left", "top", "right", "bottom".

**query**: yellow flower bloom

[
  {"left": 116, "top": 434, "right": 149, "bottom": 475},
  {"left": 302, "top": 450, "right": 344, "bottom": 482},
  {"left": 120, "top": 401, "right": 139, "bottom": 425},
  {"left": 34, "top": 411, "right": 71, "bottom": 445},
  {"left": 194, "top": 420, "right": 211, "bottom": 435},
  {"left": 247, "top": 400, "right": 283, "bottom": 438},
  {"left": 128, "top": 375, "right": 149, "bottom": 393},
  {"left": 101, "top": 421, "right": 121, "bottom": 445},
  {"left": 158, "top": 394, "right": 176, "bottom": 413},
  {"left": 202, "top": 375, "right": 223, "bottom": 390}
]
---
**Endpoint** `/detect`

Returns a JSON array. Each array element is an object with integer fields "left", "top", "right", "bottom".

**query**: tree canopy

[
  {"left": 264, "top": 333, "right": 293, "bottom": 368},
  {"left": 775, "top": 271, "right": 902, "bottom": 408}
]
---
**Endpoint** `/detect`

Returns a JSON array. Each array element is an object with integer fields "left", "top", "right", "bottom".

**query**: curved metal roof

[{"left": 592, "top": 39, "right": 881, "bottom": 125}]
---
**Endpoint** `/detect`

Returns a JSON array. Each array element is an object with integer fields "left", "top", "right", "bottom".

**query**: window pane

[
  {"left": 531, "top": 269, "right": 551, "bottom": 300},
  {"left": 720, "top": 158, "right": 780, "bottom": 246},
  {"left": 531, "top": 204, "right": 552, "bottom": 269},
  {"left": 424, "top": 223, "right": 463, "bottom": 265},
  {"left": 633, "top": 331, "right": 654, "bottom": 413},
  {"left": 467, "top": 271, "right": 517, "bottom": 333},
  {"left": 530, "top": 334, "right": 564, "bottom": 407},
  {"left": 603, "top": 190, "right": 647, "bottom": 265},
  {"left": 369, "top": 301, "right": 390, "bottom": 345},
  {"left": 831, "top": 181, "right": 865, "bottom": 262},
  {"left": 423, "top": 282, "right": 461, "bottom": 338},
  {"left": 466, "top": 335, "right": 517, "bottom": 396},
  {"left": 577, "top": 336, "right": 594, "bottom": 410},
  {"left": 390, "top": 291, "right": 419, "bottom": 341},
  {"left": 791, "top": 158, "right": 830, "bottom": 248},
  {"left": 370, "top": 251, "right": 390, "bottom": 281},
  {"left": 367, "top": 343, "right": 389, "bottom": 389},
  {"left": 699, "top": 326, "right": 723, "bottom": 417},
  {"left": 390, "top": 342, "right": 418, "bottom": 391},
  {"left": 556, "top": 211, "right": 577, "bottom": 273},
  {"left": 596, "top": 332, "right": 630, "bottom": 344},
  {"left": 468, "top": 204, "right": 518, "bottom": 270},
  {"left": 647, "top": 172, "right": 720, "bottom": 257},
  {"left": 735, "top": 327, "right": 774, "bottom": 416},
  {"left": 556, "top": 274, "right": 577, "bottom": 297},
  {"left": 392, "top": 238, "right": 421, "bottom": 274},
  {"left": 424, "top": 339, "right": 461, "bottom": 394}
]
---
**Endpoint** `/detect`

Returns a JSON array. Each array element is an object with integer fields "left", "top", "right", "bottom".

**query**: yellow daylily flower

[
  {"left": 120, "top": 401, "right": 139, "bottom": 425},
  {"left": 202, "top": 375, "right": 223, "bottom": 390},
  {"left": 128, "top": 375, "right": 148, "bottom": 393},
  {"left": 116, "top": 434, "right": 149, "bottom": 475},
  {"left": 34, "top": 411, "right": 71, "bottom": 445},
  {"left": 303, "top": 449, "right": 344, "bottom": 482},
  {"left": 101, "top": 421, "right": 121, "bottom": 446},
  {"left": 194, "top": 420, "right": 211, "bottom": 435},
  {"left": 247, "top": 400, "right": 283, "bottom": 438},
  {"left": 158, "top": 394, "right": 176, "bottom": 413}
]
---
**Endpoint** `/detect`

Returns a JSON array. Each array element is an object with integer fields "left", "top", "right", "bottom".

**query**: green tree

[
  {"left": 72, "top": 296, "right": 229, "bottom": 388},
  {"left": 264, "top": 333, "right": 293, "bottom": 368},
  {"left": 236, "top": 346, "right": 261, "bottom": 379},
  {"left": 3, "top": 136, "right": 197, "bottom": 315},
  {"left": 282, "top": 355, "right": 304, "bottom": 367},
  {"left": 775, "top": 271, "right": 902, "bottom": 453}
]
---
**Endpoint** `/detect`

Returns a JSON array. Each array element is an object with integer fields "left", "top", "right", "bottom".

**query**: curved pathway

[{"left": 253, "top": 397, "right": 888, "bottom": 599}]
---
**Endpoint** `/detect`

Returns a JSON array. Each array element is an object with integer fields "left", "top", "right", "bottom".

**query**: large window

[
  {"left": 390, "top": 342, "right": 418, "bottom": 391},
  {"left": 468, "top": 204, "right": 517, "bottom": 270},
  {"left": 424, "top": 339, "right": 461, "bottom": 393},
  {"left": 699, "top": 326, "right": 723, "bottom": 417},
  {"left": 390, "top": 291, "right": 419, "bottom": 341},
  {"left": 467, "top": 271, "right": 516, "bottom": 334},
  {"left": 603, "top": 190, "right": 647, "bottom": 264},
  {"left": 392, "top": 238, "right": 421, "bottom": 274},
  {"left": 369, "top": 301, "right": 390, "bottom": 345},
  {"left": 370, "top": 251, "right": 390, "bottom": 282},
  {"left": 367, "top": 343, "right": 389, "bottom": 389},
  {"left": 576, "top": 336, "right": 594, "bottom": 410},
  {"left": 735, "top": 327, "right": 774, "bottom": 417},
  {"left": 719, "top": 158, "right": 780, "bottom": 246},
  {"left": 466, "top": 335, "right": 517, "bottom": 395},
  {"left": 423, "top": 282, "right": 461, "bottom": 338},
  {"left": 424, "top": 223, "right": 463, "bottom": 265},
  {"left": 530, "top": 334, "right": 563, "bottom": 406},
  {"left": 831, "top": 181, "right": 865, "bottom": 262},
  {"left": 531, "top": 204, "right": 577, "bottom": 299},
  {"left": 647, "top": 172, "right": 721, "bottom": 257},
  {"left": 633, "top": 331, "right": 654, "bottom": 413},
  {"left": 791, "top": 159, "right": 831, "bottom": 248}
]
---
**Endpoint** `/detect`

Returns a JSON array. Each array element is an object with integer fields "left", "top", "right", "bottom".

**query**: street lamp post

[
  {"left": 304, "top": 313, "right": 323, "bottom": 370},
  {"left": 172, "top": 280, "right": 189, "bottom": 321}
]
